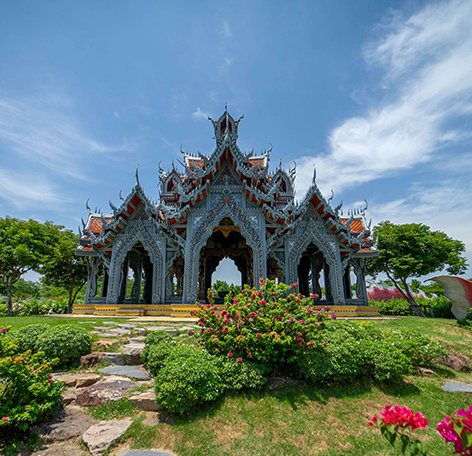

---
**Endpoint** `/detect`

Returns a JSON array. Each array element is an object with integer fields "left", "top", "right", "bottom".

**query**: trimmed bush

[
  {"left": 145, "top": 340, "right": 182, "bottom": 375},
  {"left": 141, "top": 330, "right": 173, "bottom": 364},
  {"left": 35, "top": 325, "right": 91, "bottom": 365},
  {"left": 428, "top": 296, "right": 454, "bottom": 319},
  {"left": 373, "top": 299, "right": 412, "bottom": 316},
  {"left": 5, "top": 324, "right": 50, "bottom": 354},
  {"left": 0, "top": 350, "right": 64, "bottom": 433}
]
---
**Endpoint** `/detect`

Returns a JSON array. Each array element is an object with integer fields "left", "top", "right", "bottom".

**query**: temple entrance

[
  {"left": 117, "top": 242, "right": 153, "bottom": 304},
  {"left": 198, "top": 217, "right": 253, "bottom": 301},
  {"left": 297, "top": 242, "right": 332, "bottom": 303}
]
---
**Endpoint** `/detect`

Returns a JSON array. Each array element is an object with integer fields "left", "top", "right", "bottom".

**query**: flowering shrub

[
  {"left": 438, "top": 406, "right": 472, "bottom": 455},
  {"left": 368, "top": 287, "right": 406, "bottom": 302},
  {"left": 191, "top": 279, "right": 331, "bottom": 374},
  {"left": 0, "top": 296, "right": 69, "bottom": 317},
  {"left": 0, "top": 350, "right": 64, "bottom": 432},
  {"left": 369, "top": 404, "right": 428, "bottom": 455},
  {"left": 35, "top": 325, "right": 91, "bottom": 366}
]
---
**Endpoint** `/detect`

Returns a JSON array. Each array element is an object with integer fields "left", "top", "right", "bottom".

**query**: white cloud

[
  {"left": 0, "top": 96, "right": 133, "bottom": 180},
  {"left": 220, "top": 20, "right": 232, "bottom": 38},
  {"left": 192, "top": 107, "right": 210, "bottom": 120},
  {"left": 295, "top": 0, "right": 472, "bottom": 199},
  {"left": 0, "top": 169, "right": 68, "bottom": 209}
]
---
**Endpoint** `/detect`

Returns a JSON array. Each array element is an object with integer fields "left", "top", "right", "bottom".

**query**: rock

[
  {"left": 165, "top": 330, "right": 177, "bottom": 337},
  {"left": 442, "top": 381, "right": 472, "bottom": 393},
  {"left": 93, "top": 326, "right": 111, "bottom": 331},
  {"left": 83, "top": 419, "right": 132, "bottom": 454},
  {"left": 121, "top": 343, "right": 145, "bottom": 364},
  {"left": 438, "top": 352, "right": 470, "bottom": 372},
  {"left": 119, "top": 450, "right": 176, "bottom": 456},
  {"left": 75, "top": 377, "right": 137, "bottom": 406},
  {"left": 118, "top": 324, "right": 137, "bottom": 329},
  {"left": 31, "top": 443, "right": 84, "bottom": 456},
  {"left": 54, "top": 373, "right": 100, "bottom": 388},
  {"left": 94, "top": 340, "right": 119, "bottom": 348},
  {"left": 61, "top": 388, "right": 78, "bottom": 405},
  {"left": 99, "top": 365, "right": 150, "bottom": 381},
  {"left": 36, "top": 410, "right": 98, "bottom": 441},
  {"left": 100, "top": 333, "right": 119, "bottom": 338},
  {"left": 126, "top": 336, "right": 146, "bottom": 344},
  {"left": 109, "top": 328, "right": 131, "bottom": 335},
  {"left": 269, "top": 376, "right": 305, "bottom": 390},
  {"left": 128, "top": 391, "right": 160, "bottom": 411},
  {"left": 105, "top": 352, "right": 125, "bottom": 365},
  {"left": 414, "top": 367, "right": 436, "bottom": 376}
]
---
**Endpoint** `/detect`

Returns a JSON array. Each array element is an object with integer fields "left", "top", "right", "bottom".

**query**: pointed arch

[
  {"left": 184, "top": 193, "right": 265, "bottom": 303},
  {"left": 287, "top": 219, "right": 344, "bottom": 304},
  {"left": 106, "top": 219, "right": 163, "bottom": 304}
]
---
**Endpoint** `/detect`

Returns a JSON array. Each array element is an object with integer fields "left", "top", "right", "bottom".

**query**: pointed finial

[
  {"left": 119, "top": 190, "right": 124, "bottom": 201},
  {"left": 328, "top": 189, "right": 334, "bottom": 202},
  {"left": 86, "top": 198, "right": 91, "bottom": 212},
  {"left": 313, "top": 165, "right": 316, "bottom": 182},
  {"left": 136, "top": 164, "right": 140, "bottom": 186},
  {"left": 225, "top": 102, "right": 227, "bottom": 111}
]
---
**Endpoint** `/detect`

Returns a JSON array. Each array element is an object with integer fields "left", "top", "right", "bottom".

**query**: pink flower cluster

[
  {"left": 438, "top": 406, "right": 472, "bottom": 455},
  {"left": 369, "top": 404, "right": 428, "bottom": 431}
]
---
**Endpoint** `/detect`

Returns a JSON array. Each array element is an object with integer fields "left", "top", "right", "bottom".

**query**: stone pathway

[
  {"left": 35, "top": 323, "right": 182, "bottom": 455},
  {"left": 441, "top": 381, "right": 472, "bottom": 393}
]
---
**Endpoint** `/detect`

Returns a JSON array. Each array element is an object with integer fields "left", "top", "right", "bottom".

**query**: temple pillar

[
  {"left": 343, "top": 266, "right": 352, "bottom": 300},
  {"left": 85, "top": 257, "right": 100, "bottom": 304},
  {"left": 352, "top": 258, "right": 367, "bottom": 304}
]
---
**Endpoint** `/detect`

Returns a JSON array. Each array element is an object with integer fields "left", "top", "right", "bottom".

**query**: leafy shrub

[
  {"left": 0, "top": 297, "right": 68, "bottom": 317},
  {"left": 145, "top": 339, "right": 182, "bottom": 375},
  {"left": 35, "top": 325, "right": 91, "bottom": 365},
  {"left": 0, "top": 351, "right": 65, "bottom": 433},
  {"left": 217, "top": 357, "right": 267, "bottom": 391},
  {"left": 154, "top": 348, "right": 226, "bottom": 414},
  {"left": 192, "top": 279, "right": 332, "bottom": 373},
  {"left": 373, "top": 299, "right": 412, "bottom": 316},
  {"left": 385, "top": 329, "right": 447, "bottom": 366},
  {"left": 5, "top": 324, "right": 50, "bottom": 354},
  {"left": 428, "top": 296, "right": 454, "bottom": 319},
  {"left": 458, "top": 308, "right": 472, "bottom": 330},
  {"left": 141, "top": 330, "right": 173, "bottom": 364}
]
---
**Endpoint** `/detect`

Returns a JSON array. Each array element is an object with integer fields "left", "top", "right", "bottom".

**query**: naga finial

[
  {"left": 135, "top": 165, "right": 140, "bottom": 186},
  {"left": 85, "top": 198, "right": 91, "bottom": 212},
  {"left": 328, "top": 189, "right": 334, "bottom": 203},
  {"left": 312, "top": 165, "right": 316, "bottom": 183},
  {"left": 119, "top": 190, "right": 124, "bottom": 201}
]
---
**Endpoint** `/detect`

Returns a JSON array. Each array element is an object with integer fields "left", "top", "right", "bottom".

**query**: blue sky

[{"left": 1, "top": 0, "right": 471, "bottom": 283}]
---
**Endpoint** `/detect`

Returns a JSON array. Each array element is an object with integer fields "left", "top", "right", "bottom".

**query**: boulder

[
  {"left": 121, "top": 343, "right": 145, "bottom": 364},
  {"left": 105, "top": 352, "right": 125, "bottom": 365},
  {"left": 99, "top": 365, "right": 150, "bottom": 380},
  {"left": 94, "top": 340, "right": 119, "bottom": 348},
  {"left": 438, "top": 352, "right": 470, "bottom": 372},
  {"left": 75, "top": 377, "right": 137, "bottom": 407},
  {"left": 31, "top": 444, "right": 84, "bottom": 456},
  {"left": 53, "top": 373, "right": 100, "bottom": 388},
  {"left": 61, "top": 387, "right": 78, "bottom": 405},
  {"left": 129, "top": 391, "right": 160, "bottom": 411},
  {"left": 80, "top": 353, "right": 106, "bottom": 368},
  {"left": 83, "top": 419, "right": 132, "bottom": 454},
  {"left": 36, "top": 410, "right": 98, "bottom": 441}
]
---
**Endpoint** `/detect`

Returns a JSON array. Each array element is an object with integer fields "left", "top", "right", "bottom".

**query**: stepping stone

[
  {"left": 83, "top": 419, "right": 132, "bottom": 454},
  {"left": 122, "top": 343, "right": 145, "bottom": 364},
  {"left": 54, "top": 373, "right": 100, "bottom": 388},
  {"left": 109, "top": 328, "right": 131, "bottom": 335},
  {"left": 93, "top": 326, "right": 111, "bottom": 331},
  {"left": 104, "top": 352, "right": 125, "bottom": 365},
  {"left": 180, "top": 326, "right": 198, "bottom": 331},
  {"left": 35, "top": 410, "right": 99, "bottom": 441},
  {"left": 75, "top": 377, "right": 137, "bottom": 406},
  {"left": 126, "top": 336, "right": 146, "bottom": 344},
  {"left": 128, "top": 391, "right": 160, "bottom": 411},
  {"left": 104, "top": 321, "right": 118, "bottom": 325},
  {"left": 100, "top": 333, "right": 118, "bottom": 338},
  {"left": 79, "top": 321, "right": 96, "bottom": 324},
  {"left": 61, "top": 387, "right": 78, "bottom": 405},
  {"left": 119, "top": 451, "right": 176, "bottom": 456},
  {"left": 118, "top": 324, "right": 137, "bottom": 329},
  {"left": 31, "top": 443, "right": 84, "bottom": 456},
  {"left": 94, "top": 340, "right": 119, "bottom": 348},
  {"left": 441, "top": 381, "right": 472, "bottom": 393},
  {"left": 99, "top": 365, "right": 150, "bottom": 381}
]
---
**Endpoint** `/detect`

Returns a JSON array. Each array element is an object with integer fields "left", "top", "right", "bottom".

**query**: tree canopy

[
  {"left": 367, "top": 221, "right": 468, "bottom": 315},
  {"left": 0, "top": 217, "right": 57, "bottom": 316}
]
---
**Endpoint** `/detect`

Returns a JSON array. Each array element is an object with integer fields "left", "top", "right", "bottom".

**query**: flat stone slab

[
  {"left": 32, "top": 443, "right": 84, "bottom": 456},
  {"left": 126, "top": 336, "right": 146, "bottom": 344},
  {"left": 109, "top": 328, "right": 132, "bottom": 335},
  {"left": 36, "top": 410, "right": 99, "bottom": 441},
  {"left": 128, "top": 391, "right": 160, "bottom": 411},
  {"left": 100, "top": 333, "right": 118, "bottom": 338},
  {"left": 93, "top": 326, "right": 112, "bottom": 331},
  {"left": 75, "top": 377, "right": 137, "bottom": 406},
  {"left": 105, "top": 352, "right": 125, "bottom": 365},
  {"left": 99, "top": 365, "right": 150, "bottom": 380},
  {"left": 179, "top": 326, "right": 198, "bottom": 331},
  {"left": 118, "top": 324, "right": 137, "bottom": 329},
  {"left": 119, "top": 451, "right": 176, "bottom": 456},
  {"left": 442, "top": 381, "right": 472, "bottom": 393},
  {"left": 54, "top": 373, "right": 100, "bottom": 388},
  {"left": 83, "top": 419, "right": 132, "bottom": 454},
  {"left": 122, "top": 343, "right": 145, "bottom": 364}
]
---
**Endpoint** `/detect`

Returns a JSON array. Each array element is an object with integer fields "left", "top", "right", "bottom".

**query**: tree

[
  {"left": 0, "top": 217, "right": 58, "bottom": 317},
  {"left": 40, "top": 228, "right": 88, "bottom": 314},
  {"left": 367, "top": 221, "right": 468, "bottom": 316}
]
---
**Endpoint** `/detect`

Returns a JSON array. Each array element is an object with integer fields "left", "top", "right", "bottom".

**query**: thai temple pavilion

[{"left": 74, "top": 109, "right": 378, "bottom": 317}]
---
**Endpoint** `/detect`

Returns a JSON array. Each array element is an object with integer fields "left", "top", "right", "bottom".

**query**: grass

[{"left": 2, "top": 314, "right": 472, "bottom": 455}]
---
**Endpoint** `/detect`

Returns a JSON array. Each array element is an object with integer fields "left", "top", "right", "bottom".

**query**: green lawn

[{"left": 2, "top": 315, "right": 471, "bottom": 456}]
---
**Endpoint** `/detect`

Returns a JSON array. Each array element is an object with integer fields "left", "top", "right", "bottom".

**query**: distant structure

[{"left": 75, "top": 109, "right": 377, "bottom": 315}]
